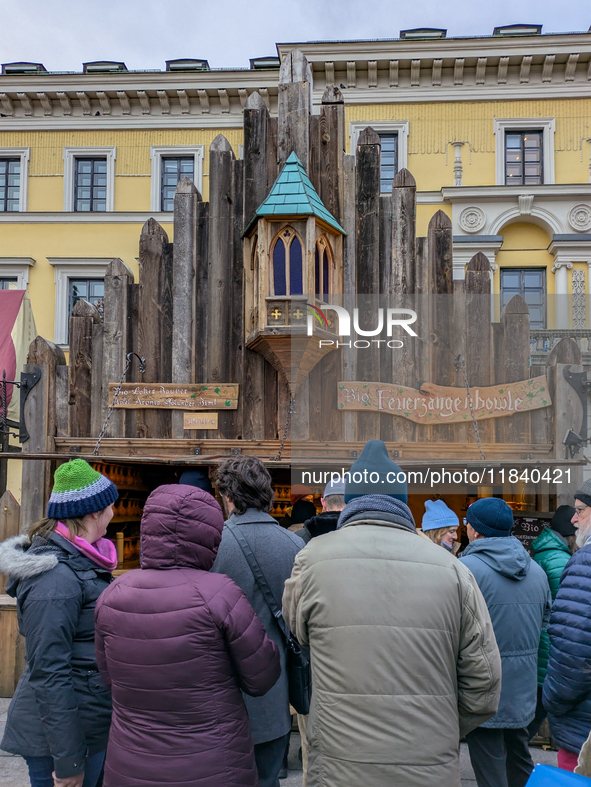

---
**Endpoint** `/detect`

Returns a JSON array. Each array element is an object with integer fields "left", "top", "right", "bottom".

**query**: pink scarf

[{"left": 55, "top": 522, "right": 118, "bottom": 571}]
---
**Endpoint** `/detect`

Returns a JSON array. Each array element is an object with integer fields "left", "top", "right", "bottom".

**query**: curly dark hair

[{"left": 215, "top": 455, "right": 274, "bottom": 514}]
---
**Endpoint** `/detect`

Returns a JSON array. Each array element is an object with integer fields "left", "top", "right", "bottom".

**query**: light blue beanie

[{"left": 421, "top": 499, "right": 459, "bottom": 532}]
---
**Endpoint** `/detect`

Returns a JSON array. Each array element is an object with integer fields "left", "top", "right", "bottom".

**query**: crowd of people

[{"left": 1, "top": 441, "right": 591, "bottom": 787}]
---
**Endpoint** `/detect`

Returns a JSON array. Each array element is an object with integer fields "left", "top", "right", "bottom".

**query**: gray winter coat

[
  {"left": 211, "top": 509, "right": 303, "bottom": 744},
  {"left": 460, "top": 536, "right": 551, "bottom": 729},
  {"left": 283, "top": 511, "right": 502, "bottom": 787},
  {"left": 0, "top": 533, "right": 112, "bottom": 779}
]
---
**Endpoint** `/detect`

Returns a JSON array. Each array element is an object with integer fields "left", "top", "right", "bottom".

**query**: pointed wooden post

[
  {"left": 317, "top": 85, "right": 345, "bottom": 225},
  {"left": 391, "top": 168, "right": 416, "bottom": 295},
  {"left": 356, "top": 127, "right": 381, "bottom": 442},
  {"left": 21, "top": 336, "right": 66, "bottom": 529},
  {"left": 496, "top": 295, "right": 531, "bottom": 445},
  {"left": 207, "top": 135, "right": 235, "bottom": 437},
  {"left": 465, "top": 253, "right": 493, "bottom": 445},
  {"left": 68, "top": 299, "right": 100, "bottom": 438},
  {"left": 278, "top": 49, "right": 312, "bottom": 171},
  {"left": 342, "top": 153, "right": 357, "bottom": 441},
  {"left": 102, "top": 259, "right": 134, "bottom": 438},
  {"left": 137, "top": 218, "right": 173, "bottom": 438}
]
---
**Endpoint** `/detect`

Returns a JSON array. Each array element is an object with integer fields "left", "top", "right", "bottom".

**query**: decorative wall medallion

[
  {"left": 459, "top": 206, "right": 486, "bottom": 233},
  {"left": 568, "top": 204, "right": 591, "bottom": 232}
]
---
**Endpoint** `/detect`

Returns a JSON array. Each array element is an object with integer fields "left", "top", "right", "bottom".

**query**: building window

[
  {"left": 0, "top": 277, "right": 18, "bottom": 289},
  {"left": 494, "top": 118, "right": 555, "bottom": 185},
  {"left": 0, "top": 159, "right": 21, "bottom": 212},
  {"left": 74, "top": 158, "right": 107, "bottom": 212},
  {"left": 349, "top": 121, "right": 409, "bottom": 182},
  {"left": 150, "top": 146, "right": 204, "bottom": 211},
  {"left": 160, "top": 157, "right": 194, "bottom": 211},
  {"left": 69, "top": 278, "right": 104, "bottom": 317},
  {"left": 48, "top": 258, "right": 113, "bottom": 345},
  {"left": 63, "top": 147, "right": 116, "bottom": 212},
  {"left": 378, "top": 134, "right": 398, "bottom": 193},
  {"left": 272, "top": 228, "right": 303, "bottom": 296},
  {"left": 505, "top": 132, "right": 543, "bottom": 186},
  {"left": 315, "top": 238, "right": 331, "bottom": 300},
  {"left": 0, "top": 149, "right": 29, "bottom": 211},
  {"left": 500, "top": 268, "right": 546, "bottom": 329}
]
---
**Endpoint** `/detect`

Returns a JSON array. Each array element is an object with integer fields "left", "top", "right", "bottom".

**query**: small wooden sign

[
  {"left": 184, "top": 412, "right": 219, "bottom": 430},
  {"left": 109, "top": 383, "right": 239, "bottom": 410},
  {"left": 337, "top": 376, "right": 551, "bottom": 423}
]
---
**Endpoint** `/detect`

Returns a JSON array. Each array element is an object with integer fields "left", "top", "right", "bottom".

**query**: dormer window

[{"left": 272, "top": 227, "right": 303, "bottom": 296}]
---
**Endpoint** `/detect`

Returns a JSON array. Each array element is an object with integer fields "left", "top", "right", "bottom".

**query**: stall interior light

[
  {"left": 400, "top": 28, "right": 447, "bottom": 39},
  {"left": 83, "top": 61, "right": 128, "bottom": 74},
  {"left": 2, "top": 62, "right": 47, "bottom": 75},
  {"left": 166, "top": 59, "right": 210, "bottom": 72},
  {"left": 493, "top": 24, "right": 542, "bottom": 36}
]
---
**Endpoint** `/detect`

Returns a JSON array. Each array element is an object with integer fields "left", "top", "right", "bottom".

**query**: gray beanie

[{"left": 574, "top": 479, "right": 591, "bottom": 508}]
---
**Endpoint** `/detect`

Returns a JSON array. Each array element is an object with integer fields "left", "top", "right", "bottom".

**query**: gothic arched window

[
  {"left": 272, "top": 227, "right": 303, "bottom": 296},
  {"left": 314, "top": 236, "right": 332, "bottom": 301}
]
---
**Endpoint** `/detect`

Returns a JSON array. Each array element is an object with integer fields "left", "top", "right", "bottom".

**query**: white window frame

[
  {"left": 150, "top": 145, "right": 204, "bottom": 212},
  {"left": 63, "top": 147, "right": 116, "bottom": 212},
  {"left": 48, "top": 257, "right": 117, "bottom": 345},
  {"left": 0, "top": 257, "right": 35, "bottom": 289},
  {"left": 0, "top": 148, "right": 30, "bottom": 212},
  {"left": 494, "top": 118, "right": 555, "bottom": 186},
  {"left": 349, "top": 121, "right": 409, "bottom": 171}
]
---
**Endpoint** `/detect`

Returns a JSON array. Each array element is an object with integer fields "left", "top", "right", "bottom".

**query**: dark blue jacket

[
  {"left": 543, "top": 543, "right": 591, "bottom": 753},
  {"left": 460, "top": 536, "right": 551, "bottom": 728}
]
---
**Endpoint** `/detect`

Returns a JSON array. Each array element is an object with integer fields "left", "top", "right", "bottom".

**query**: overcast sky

[{"left": 2, "top": 0, "right": 589, "bottom": 72}]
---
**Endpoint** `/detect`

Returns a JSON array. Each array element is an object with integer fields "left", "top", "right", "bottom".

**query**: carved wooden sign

[
  {"left": 337, "top": 376, "right": 551, "bottom": 423},
  {"left": 184, "top": 412, "right": 219, "bottom": 430},
  {"left": 109, "top": 383, "right": 239, "bottom": 410}
]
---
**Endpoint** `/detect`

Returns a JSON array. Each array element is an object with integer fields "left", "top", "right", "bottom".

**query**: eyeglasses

[{"left": 574, "top": 506, "right": 589, "bottom": 516}]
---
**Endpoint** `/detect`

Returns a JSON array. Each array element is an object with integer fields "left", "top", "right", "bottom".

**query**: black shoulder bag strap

[
  {"left": 225, "top": 520, "right": 311, "bottom": 715},
  {"left": 225, "top": 520, "right": 290, "bottom": 640}
]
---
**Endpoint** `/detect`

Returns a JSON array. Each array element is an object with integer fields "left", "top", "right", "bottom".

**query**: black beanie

[
  {"left": 466, "top": 498, "right": 514, "bottom": 538},
  {"left": 551, "top": 505, "right": 576, "bottom": 538},
  {"left": 179, "top": 469, "right": 213, "bottom": 496},
  {"left": 344, "top": 439, "right": 407, "bottom": 503}
]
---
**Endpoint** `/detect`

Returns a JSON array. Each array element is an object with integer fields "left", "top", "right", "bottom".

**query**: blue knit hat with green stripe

[{"left": 47, "top": 459, "right": 118, "bottom": 520}]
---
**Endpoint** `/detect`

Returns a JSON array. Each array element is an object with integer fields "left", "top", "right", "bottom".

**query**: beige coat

[{"left": 283, "top": 516, "right": 502, "bottom": 787}]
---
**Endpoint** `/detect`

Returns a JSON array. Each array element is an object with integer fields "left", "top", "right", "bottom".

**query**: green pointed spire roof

[{"left": 244, "top": 152, "right": 345, "bottom": 236}]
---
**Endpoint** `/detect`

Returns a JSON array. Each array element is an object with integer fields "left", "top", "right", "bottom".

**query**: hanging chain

[
  {"left": 454, "top": 354, "right": 486, "bottom": 462},
  {"left": 93, "top": 353, "right": 146, "bottom": 456},
  {"left": 270, "top": 395, "right": 295, "bottom": 462}
]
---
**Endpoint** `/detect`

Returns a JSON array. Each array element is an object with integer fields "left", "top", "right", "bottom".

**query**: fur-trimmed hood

[{"left": 0, "top": 534, "right": 59, "bottom": 585}]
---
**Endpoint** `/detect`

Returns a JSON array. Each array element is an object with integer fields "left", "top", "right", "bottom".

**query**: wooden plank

[
  {"left": 546, "top": 338, "right": 582, "bottom": 453},
  {"left": 172, "top": 181, "right": 200, "bottom": 438},
  {"left": 55, "top": 366, "right": 69, "bottom": 438},
  {"left": 266, "top": 116, "right": 278, "bottom": 192},
  {"left": 194, "top": 202, "right": 209, "bottom": 384},
  {"left": 102, "top": 259, "right": 135, "bottom": 438},
  {"left": 109, "top": 383, "right": 238, "bottom": 409},
  {"left": 497, "top": 295, "right": 531, "bottom": 445},
  {"left": 355, "top": 128, "right": 381, "bottom": 442},
  {"left": 379, "top": 193, "right": 394, "bottom": 442},
  {"left": 428, "top": 211, "right": 454, "bottom": 442},
  {"left": 465, "top": 253, "right": 493, "bottom": 445},
  {"left": 243, "top": 91, "right": 270, "bottom": 227},
  {"left": 342, "top": 154, "right": 356, "bottom": 442},
  {"left": 554, "top": 361, "right": 584, "bottom": 502},
  {"left": 391, "top": 168, "right": 416, "bottom": 295},
  {"left": 277, "top": 49, "right": 312, "bottom": 171},
  {"left": 90, "top": 321, "right": 104, "bottom": 437},
  {"left": 125, "top": 282, "right": 140, "bottom": 439},
  {"left": 229, "top": 157, "right": 245, "bottom": 440},
  {"left": 0, "top": 491, "right": 19, "bottom": 594},
  {"left": 0, "top": 598, "right": 23, "bottom": 697},
  {"left": 263, "top": 360, "right": 278, "bottom": 440},
  {"left": 415, "top": 236, "right": 431, "bottom": 445},
  {"left": 317, "top": 86, "right": 345, "bottom": 225},
  {"left": 68, "top": 299, "right": 100, "bottom": 438},
  {"left": 308, "top": 114, "right": 321, "bottom": 197}
]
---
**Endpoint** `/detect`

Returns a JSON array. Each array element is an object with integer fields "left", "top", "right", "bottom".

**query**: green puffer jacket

[{"left": 530, "top": 527, "right": 572, "bottom": 685}]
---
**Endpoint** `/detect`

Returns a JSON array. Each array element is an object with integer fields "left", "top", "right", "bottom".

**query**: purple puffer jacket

[{"left": 94, "top": 484, "right": 281, "bottom": 787}]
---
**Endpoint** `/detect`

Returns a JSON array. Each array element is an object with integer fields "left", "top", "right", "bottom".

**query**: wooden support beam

[
  {"left": 76, "top": 91, "right": 91, "bottom": 115},
  {"left": 391, "top": 168, "right": 416, "bottom": 295},
  {"left": 0, "top": 491, "right": 19, "bottom": 592},
  {"left": 496, "top": 295, "right": 531, "bottom": 445},
  {"left": 342, "top": 153, "right": 356, "bottom": 441},
  {"left": 464, "top": 253, "right": 493, "bottom": 444},
  {"left": 278, "top": 49, "right": 312, "bottom": 171},
  {"left": 243, "top": 91, "right": 270, "bottom": 228},
  {"left": 68, "top": 299, "right": 100, "bottom": 438}
]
